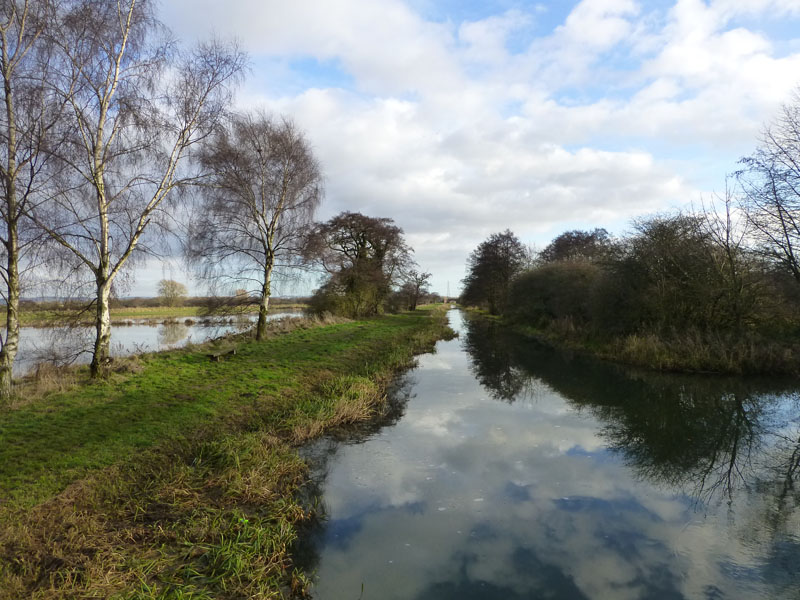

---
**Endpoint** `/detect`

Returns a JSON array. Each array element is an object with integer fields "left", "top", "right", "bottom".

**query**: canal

[{"left": 301, "top": 310, "right": 800, "bottom": 599}]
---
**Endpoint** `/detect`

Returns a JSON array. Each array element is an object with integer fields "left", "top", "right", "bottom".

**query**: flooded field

[{"left": 14, "top": 312, "right": 301, "bottom": 375}]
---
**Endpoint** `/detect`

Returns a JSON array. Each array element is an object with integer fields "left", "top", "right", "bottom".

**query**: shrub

[{"left": 507, "top": 261, "right": 604, "bottom": 327}]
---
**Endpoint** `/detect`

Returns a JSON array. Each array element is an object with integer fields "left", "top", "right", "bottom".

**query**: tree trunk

[
  {"left": 90, "top": 276, "right": 112, "bottom": 377},
  {"left": 256, "top": 266, "right": 272, "bottom": 341},
  {"left": 0, "top": 51, "right": 19, "bottom": 401},
  {"left": 0, "top": 229, "right": 19, "bottom": 400}
]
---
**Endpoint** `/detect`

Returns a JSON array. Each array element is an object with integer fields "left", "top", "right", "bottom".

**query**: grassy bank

[{"left": 0, "top": 307, "right": 453, "bottom": 599}]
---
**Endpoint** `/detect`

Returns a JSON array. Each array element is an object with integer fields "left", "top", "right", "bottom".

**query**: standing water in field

[
  {"left": 13, "top": 312, "right": 301, "bottom": 376},
  {"left": 299, "top": 310, "right": 800, "bottom": 599}
]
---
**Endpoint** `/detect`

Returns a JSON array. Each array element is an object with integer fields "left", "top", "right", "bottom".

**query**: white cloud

[
  {"left": 154, "top": 0, "right": 800, "bottom": 296},
  {"left": 711, "top": 0, "right": 800, "bottom": 20},
  {"left": 458, "top": 10, "right": 532, "bottom": 67},
  {"left": 164, "top": 0, "right": 462, "bottom": 96},
  {"left": 558, "top": 0, "right": 640, "bottom": 50}
]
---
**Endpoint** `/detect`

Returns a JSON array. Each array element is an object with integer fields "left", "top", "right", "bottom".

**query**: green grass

[{"left": 0, "top": 307, "right": 452, "bottom": 599}]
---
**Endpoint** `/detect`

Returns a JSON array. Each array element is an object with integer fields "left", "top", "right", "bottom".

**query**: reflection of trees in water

[
  {"left": 598, "top": 384, "right": 799, "bottom": 515},
  {"left": 27, "top": 326, "right": 93, "bottom": 369},
  {"left": 599, "top": 386, "right": 766, "bottom": 502},
  {"left": 158, "top": 322, "right": 189, "bottom": 347},
  {"left": 462, "top": 314, "right": 800, "bottom": 551},
  {"left": 461, "top": 317, "right": 534, "bottom": 403},
  {"left": 755, "top": 431, "right": 800, "bottom": 543}
]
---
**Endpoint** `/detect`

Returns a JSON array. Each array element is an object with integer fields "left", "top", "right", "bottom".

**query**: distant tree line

[
  {"left": 461, "top": 92, "right": 800, "bottom": 374},
  {"left": 0, "top": 1, "right": 433, "bottom": 397}
]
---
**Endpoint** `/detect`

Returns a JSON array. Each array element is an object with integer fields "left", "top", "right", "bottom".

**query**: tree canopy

[
  {"left": 460, "top": 230, "right": 527, "bottom": 315},
  {"left": 539, "top": 228, "right": 614, "bottom": 263},
  {"left": 307, "top": 211, "right": 413, "bottom": 317},
  {"left": 157, "top": 280, "right": 187, "bottom": 307}
]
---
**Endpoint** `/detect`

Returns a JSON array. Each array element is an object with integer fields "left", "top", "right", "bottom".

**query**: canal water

[
  {"left": 14, "top": 311, "right": 301, "bottom": 375},
  {"left": 300, "top": 310, "right": 800, "bottom": 599}
]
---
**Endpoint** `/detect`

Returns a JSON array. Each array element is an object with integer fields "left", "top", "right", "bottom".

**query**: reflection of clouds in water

[
  {"left": 317, "top": 436, "right": 747, "bottom": 598},
  {"left": 314, "top": 360, "right": 684, "bottom": 596},
  {"left": 307, "top": 317, "right": 800, "bottom": 600},
  {"left": 419, "top": 355, "right": 453, "bottom": 371}
]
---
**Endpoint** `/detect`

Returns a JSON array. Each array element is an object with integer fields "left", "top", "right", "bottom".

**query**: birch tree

[
  {"left": 31, "top": 0, "right": 244, "bottom": 376},
  {"left": 0, "top": 0, "right": 59, "bottom": 397},
  {"left": 188, "top": 112, "right": 322, "bottom": 340}
]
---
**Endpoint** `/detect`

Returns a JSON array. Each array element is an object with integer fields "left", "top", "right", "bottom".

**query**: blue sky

[{"left": 152, "top": 0, "right": 800, "bottom": 297}]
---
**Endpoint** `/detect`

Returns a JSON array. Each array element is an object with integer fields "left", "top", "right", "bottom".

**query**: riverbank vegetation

[
  {"left": 463, "top": 212, "right": 800, "bottom": 374},
  {"left": 461, "top": 94, "right": 800, "bottom": 375},
  {"left": 0, "top": 306, "right": 452, "bottom": 598}
]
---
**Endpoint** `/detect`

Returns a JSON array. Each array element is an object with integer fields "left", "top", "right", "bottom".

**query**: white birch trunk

[
  {"left": 90, "top": 276, "right": 112, "bottom": 376},
  {"left": 256, "top": 265, "right": 272, "bottom": 341}
]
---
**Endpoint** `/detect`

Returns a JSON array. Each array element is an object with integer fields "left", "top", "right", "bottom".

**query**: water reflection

[
  {"left": 157, "top": 321, "right": 189, "bottom": 347},
  {"left": 463, "top": 316, "right": 800, "bottom": 509},
  {"left": 301, "top": 311, "right": 800, "bottom": 599},
  {"left": 14, "top": 312, "right": 300, "bottom": 375}
]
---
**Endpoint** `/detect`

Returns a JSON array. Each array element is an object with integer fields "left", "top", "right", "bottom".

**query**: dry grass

[
  {"left": 613, "top": 328, "right": 800, "bottom": 374},
  {"left": 0, "top": 432, "right": 311, "bottom": 600},
  {"left": 7, "top": 363, "right": 83, "bottom": 409},
  {"left": 290, "top": 375, "right": 386, "bottom": 442},
  {"left": 504, "top": 306, "right": 800, "bottom": 376}
]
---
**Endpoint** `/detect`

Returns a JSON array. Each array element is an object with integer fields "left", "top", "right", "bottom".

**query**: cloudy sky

[{"left": 152, "top": 0, "right": 800, "bottom": 296}]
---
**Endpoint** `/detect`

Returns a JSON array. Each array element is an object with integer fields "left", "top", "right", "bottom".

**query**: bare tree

[
  {"left": 157, "top": 278, "right": 186, "bottom": 306},
  {"left": 738, "top": 90, "right": 800, "bottom": 283},
  {"left": 29, "top": 0, "right": 245, "bottom": 376},
  {"left": 188, "top": 112, "right": 322, "bottom": 340},
  {"left": 0, "top": 0, "right": 60, "bottom": 398},
  {"left": 401, "top": 270, "right": 431, "bottom": 310},
  {"left": 697, "top": 183, "right": 765, "bottom": 330}
]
